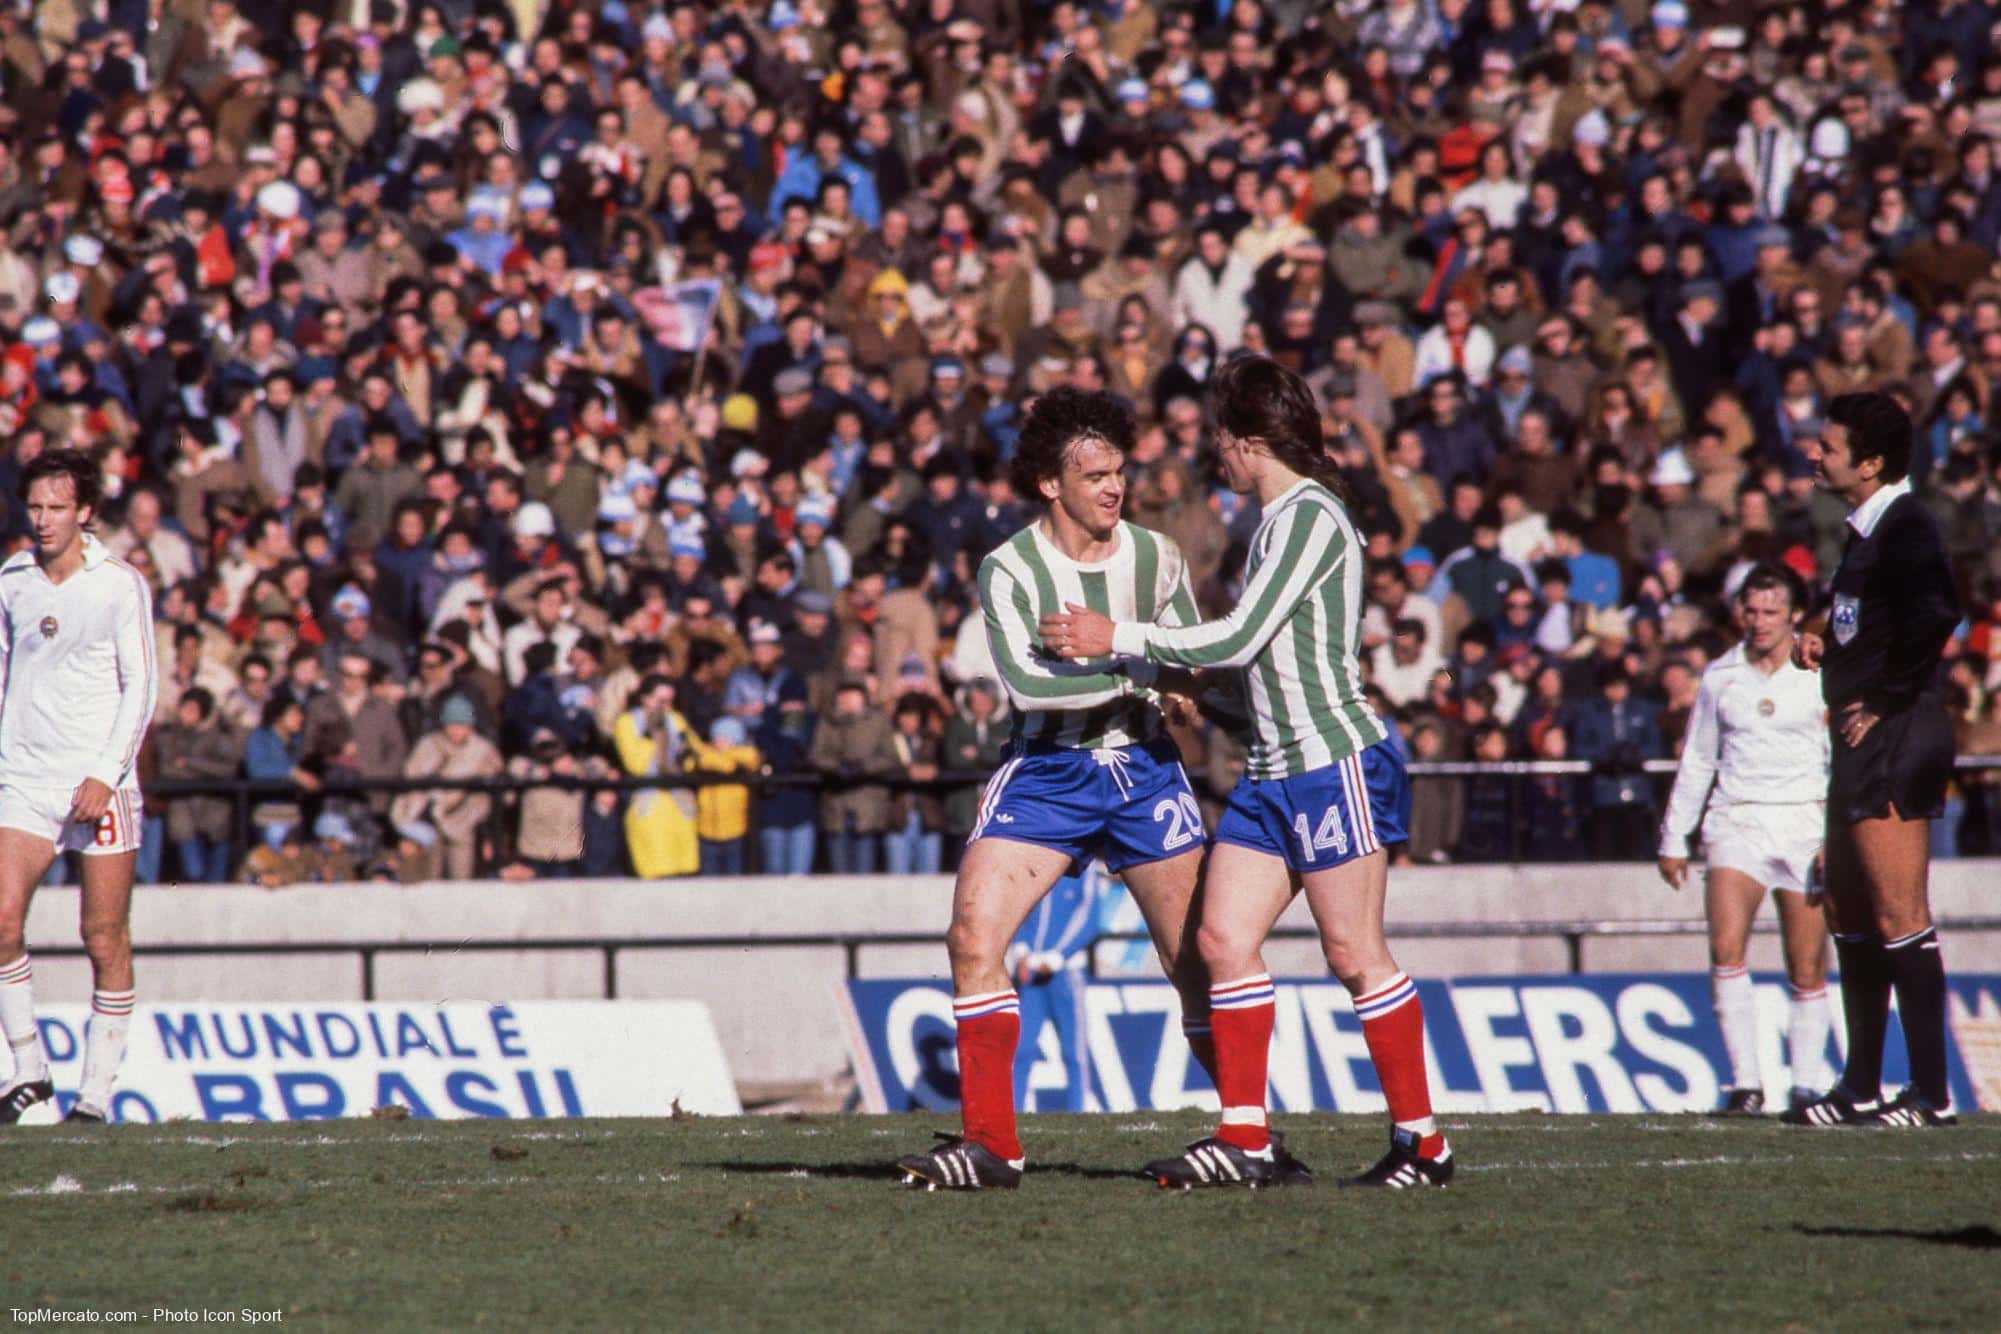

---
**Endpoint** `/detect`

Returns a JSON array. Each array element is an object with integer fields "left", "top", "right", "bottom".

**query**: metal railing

[
  {"left": 145, "top": 753, "right": 2001, "bottom": 800},
  {"left": 30, "top": 915, "right": 2001, "bottom": 996},
  {"left": 138, "top": 754, "right": 2001, "bottom": 874}
]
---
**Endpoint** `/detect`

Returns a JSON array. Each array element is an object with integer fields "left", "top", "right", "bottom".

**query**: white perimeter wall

[{"left": 24, "top": 864, "right": 2001, "bottom": 1084}]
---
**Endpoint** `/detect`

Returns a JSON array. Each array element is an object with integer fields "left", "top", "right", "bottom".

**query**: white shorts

[
  {"left": 0, "top": 784, "right": 145, "bottom": 856},
  {"left": 1702, "top": 800, "right": 1823, "bottom": 894}
]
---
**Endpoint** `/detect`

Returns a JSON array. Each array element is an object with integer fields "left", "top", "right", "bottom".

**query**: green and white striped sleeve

[
  {"left": 1110, "top": 500, "right": 1341, "bottom": 669},
  {"left": 1156, "top": 536, "right": 1201, "bottom": 630},
  {"left": 981, "top": 555, "right": 1137, "bottom": 712}
]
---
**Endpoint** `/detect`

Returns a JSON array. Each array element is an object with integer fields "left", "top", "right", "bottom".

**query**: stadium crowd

[{"left": 4, "top": 0, "right": 2001, "bottom": 882}]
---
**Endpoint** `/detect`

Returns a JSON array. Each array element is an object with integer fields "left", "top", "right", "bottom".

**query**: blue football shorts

[
  {"left": 968, "top": 735, "right": 1205, "bottom": 872},
  {"left": 1213, "top": 738, "right": 1410, "bottom": 873}
]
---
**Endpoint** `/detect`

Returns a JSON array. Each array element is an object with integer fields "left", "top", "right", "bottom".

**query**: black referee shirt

[{"left": 1822, "top": 481, "right": 1960, "bottom": 714}]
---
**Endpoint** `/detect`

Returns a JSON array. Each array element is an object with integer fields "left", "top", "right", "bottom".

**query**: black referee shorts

[{"left": 1828, "top": 700, "right": 1956, "bottom": 825}]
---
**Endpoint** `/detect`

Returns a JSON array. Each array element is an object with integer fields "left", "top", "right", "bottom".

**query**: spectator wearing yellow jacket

[
  {"left": 685, "top": 715, "right": 761, "bottom": 876},
  {"left": 611, "top": 675, "right": 700, "bottom": 878}
]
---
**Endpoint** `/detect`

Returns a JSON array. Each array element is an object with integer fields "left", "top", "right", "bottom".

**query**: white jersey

[
  {"left": 0, "top": 534, "right": 158, "bottom": 792},
  {"left": 1659, "top": 642, "right": 1829, "bottom": 859}
]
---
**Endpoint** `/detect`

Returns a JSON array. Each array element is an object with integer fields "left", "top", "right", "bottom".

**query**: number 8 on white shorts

[{"left": 0, "top": 784, "right": 145, "bottom": 856}]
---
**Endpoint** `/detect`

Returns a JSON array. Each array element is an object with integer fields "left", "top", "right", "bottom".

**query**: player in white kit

[
  {"left": 1658, "top": 564, "right": 1831, "bottom": 1116},
  {"left": 0, "top": 450, "right": 156, "bottom": 1123}
]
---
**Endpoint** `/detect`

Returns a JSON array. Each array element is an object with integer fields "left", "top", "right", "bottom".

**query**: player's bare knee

[
  {"left": 0, "top": 897, "right": 23, "bottom": 951},
  {"left": 1194, "top": 920, "right": 1254, "bottom": 979},
  {"left": 944, "top": 919, "right": 995, "bottom": 972},
  {"left": 1873, "top": 909, "right": 1932, "bottom": 941},
  {"left": 82, "top": 919, "right": 130, "bottom": 968},
  {"left": 1322, "top": 937, "right": 1389, "bottom": 990},
  {"left": 1323, "top": 950, "right": 1367, "bottom": 992}
]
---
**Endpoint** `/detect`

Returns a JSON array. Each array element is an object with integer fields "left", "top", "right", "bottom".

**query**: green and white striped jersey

[
  {"left": 1110, "top": 478, "right": 1386, "bottom": 778},
  {"left": 979, "top": 519, "right": 1200, "bottom": 750}
]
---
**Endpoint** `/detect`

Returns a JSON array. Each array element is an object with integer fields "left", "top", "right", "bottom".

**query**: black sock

[
  {"left": 1833, "top": 932, "right": 1891, "bottom": 1102},
  {"left": 1884, "top": 928, "right": 1951, "bottom": 1108}
]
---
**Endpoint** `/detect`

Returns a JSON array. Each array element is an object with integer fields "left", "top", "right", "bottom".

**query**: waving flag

[{"left": 634, "top": 277, "right": 722, "bottom": 355}]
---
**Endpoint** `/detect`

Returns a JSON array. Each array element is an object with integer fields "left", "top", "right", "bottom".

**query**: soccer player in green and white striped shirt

[
  {"left": 977, "top": 498, "right": 1199, "bottom": 752},
  {"left": 1044, "top": 356, "right": 1455, "bottom": 1191},
  {"left": 895, "top": 387, "right": 1218, "bottom": 1193}
]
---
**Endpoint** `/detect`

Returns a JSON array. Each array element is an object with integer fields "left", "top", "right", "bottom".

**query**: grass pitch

[{"left": 3, "top": 1112, "right": 1997, "bottom": 1330}]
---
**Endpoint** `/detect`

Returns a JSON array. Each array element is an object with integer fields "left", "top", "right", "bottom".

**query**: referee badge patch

[
  {"left": 1831, "top": 594, "right": 1859, "bottom": 646},
  {"left": 38, "top": 615, "right": 55, "bottom": 639}
]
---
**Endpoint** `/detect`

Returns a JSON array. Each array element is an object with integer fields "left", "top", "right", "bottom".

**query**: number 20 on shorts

[{"left": 1153, "top": 793, "right": 1205, "bottom": 852}]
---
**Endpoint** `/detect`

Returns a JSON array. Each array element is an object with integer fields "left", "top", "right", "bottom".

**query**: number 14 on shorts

[{"left": 1292, "top": 806, "right": 1350, "bottom": 863}]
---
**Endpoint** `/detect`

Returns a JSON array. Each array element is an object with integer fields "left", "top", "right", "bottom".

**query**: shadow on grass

[
  {"left": 1794, "top": 1223, "right": 2001, "bottom": 1249},
  {"left": 692, "top": 1159, "right": 905, "bottom": 1181},
  {"left": 691, "top": 1159, "right": 1141, "bottom": 1183},
  {"left": 1027, "top": 1162, "right": 1147, "bottom": 1182}
]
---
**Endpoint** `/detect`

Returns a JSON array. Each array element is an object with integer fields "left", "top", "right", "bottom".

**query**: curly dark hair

[{"left": 1007, "top": 385, "right": 1137, "bottom": 499}]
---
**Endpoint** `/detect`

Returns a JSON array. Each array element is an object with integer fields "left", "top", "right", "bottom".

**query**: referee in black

[{"left": 1786, "top": 392, "right": 1961, "bottom": 1127}]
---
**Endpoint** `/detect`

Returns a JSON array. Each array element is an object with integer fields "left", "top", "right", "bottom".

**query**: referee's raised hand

[{"left": 1791, "top": 631, "right": 1824, "bottom": 671}]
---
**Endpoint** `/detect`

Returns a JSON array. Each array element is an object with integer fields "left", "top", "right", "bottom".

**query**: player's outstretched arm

[{"left": 1108, "top": 501, "right": 1341, "bottom": 670}]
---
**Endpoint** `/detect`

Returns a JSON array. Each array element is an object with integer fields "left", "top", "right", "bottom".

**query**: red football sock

[
  {"left": 1210, "top": 974, "right": 1276, "bottom": 1151},
  {"left": 954, "top": 990, "right": 1022, "bottom": 1161},
  {"left": 1356, "top": 972, "right": 1444, "bottom": 1158}
]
